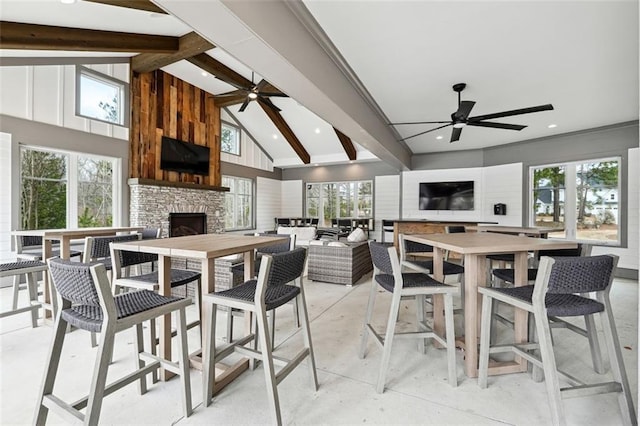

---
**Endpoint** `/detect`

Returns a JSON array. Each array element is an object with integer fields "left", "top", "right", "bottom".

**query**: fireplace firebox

[{"left": 169, "top": 213, "right": 207, "bottom": 237}]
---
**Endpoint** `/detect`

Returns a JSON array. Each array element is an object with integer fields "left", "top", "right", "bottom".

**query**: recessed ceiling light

[
  {"left": 201, "top": 71, "right": 208, "bottom": 77},
  {"left": 272, "top": 134, "right": 278, "bottom": 139},
  {"left": 349, "top": 160, "right": 354, "bottom": 164},
  {"left": 60, "top": 0, "right": 76, "bottom": 4},
  {"left": 315, "top": 128, "right": 320, "bottom": 134},
  {"left": 548, "top": 124, "right": 557, "bottom": 129},
  {"left": 314, "top": 163, "right": 319, "bottom": 167},
  {"left": 436, "top": 135, "right": 443, "bottom": 140}
]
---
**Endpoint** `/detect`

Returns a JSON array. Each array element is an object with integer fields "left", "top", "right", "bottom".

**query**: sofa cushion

[
  {"left": 347, "top": 227, "right": 367, "bottom": 242},
  {"left": 328, "top": 241, "right": 348, "bottom": 247},
  {"left": 276, "top": 226, "right": 317, "bottom": 246}
]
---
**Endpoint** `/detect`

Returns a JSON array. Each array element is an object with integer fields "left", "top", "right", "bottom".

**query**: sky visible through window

[{"left": 79, "top": 74, "right": 119, "bottom": 123}]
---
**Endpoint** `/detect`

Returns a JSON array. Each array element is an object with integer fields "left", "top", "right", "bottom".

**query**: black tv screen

[
  {"left": 160, "top": 136, "right": 210, "bottom": 176},
  {"left": 419, "top": 181, "right": 474, "bottom": 210}
]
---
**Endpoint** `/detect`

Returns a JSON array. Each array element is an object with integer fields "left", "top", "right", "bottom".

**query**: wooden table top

[
  {"left": 111, "top": 233, "right": 289, "bottom": 259},
  {"left": 466, "top": 225, "right": 564, "bottom": 236},
  {"left": 404, "top": 232, "right": 577, "bottom": 254},
  {"left": 12, "top": 226, "right": 143, "bottom": 238}
]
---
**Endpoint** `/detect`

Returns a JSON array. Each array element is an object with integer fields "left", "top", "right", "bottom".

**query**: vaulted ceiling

[{"left": 1, "top": 0, "right": 638, "bottom": 171}]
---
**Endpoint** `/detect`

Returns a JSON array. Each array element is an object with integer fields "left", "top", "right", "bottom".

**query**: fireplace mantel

[{"left": 128, "top": 178, "right": 229, "bottom": 192}]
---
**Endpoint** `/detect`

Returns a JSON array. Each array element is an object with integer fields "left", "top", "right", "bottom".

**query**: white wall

[
  {"left": 0, "top": 133, "right": 13, "bottom": 261},
  {"left": 0, "top": 64, "right": 129, "bottom": 140},
  {"left": 281, "top": 180, "right": 303, "bottom": 217},
  {"left": 256, "top": 177, "right": 282, "bottom": 232},
  {"left": 221, "top": 110, "right": 274, "bottom": 172},
  {"left": 592, "top": 147, "right": 639, "bottom": 270},
  {"left": 374, "top": 175, "right": 400, "bottom": 241},
  {"left": 481, "top": 163, "right": 523, "bottom": 226}
]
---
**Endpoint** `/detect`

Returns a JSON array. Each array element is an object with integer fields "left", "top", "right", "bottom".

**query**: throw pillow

[
  {"left": 347, "top": 227, "right": 367, "bottom": 242},
  {"left": 328, "top": 241, "right": 348, "bottom": 247}
]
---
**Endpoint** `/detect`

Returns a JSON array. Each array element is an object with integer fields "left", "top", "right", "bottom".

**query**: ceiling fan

[
  {"left": 390, "top": 83, "right": 554, "bottom": 143},
  {"left": 216, "top": 72, "right": 288, "bottom": 112}
]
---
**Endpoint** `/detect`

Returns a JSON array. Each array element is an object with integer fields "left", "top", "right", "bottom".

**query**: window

[
  {"left": 305, "top": 180, "right": 373, "bottom": 227},
  {"left": 20, "top": 146, "right": 119, "bottom": 229},
  {"left": 530, "top": 157, "right": 620, "bottom": 245},
  {"left": 221, "top": 122, "right": 241, "bottom": 155},
  {"left": 222, "top": 175, "right": 253, "bottom": 230},
  {"left": 75, "top": 66, "right": 129, "bottom": 126}
]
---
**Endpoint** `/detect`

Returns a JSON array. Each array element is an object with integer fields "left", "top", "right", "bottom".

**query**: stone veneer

[{"left": 128, "top": 179, "right": 225, "bottom": 237}]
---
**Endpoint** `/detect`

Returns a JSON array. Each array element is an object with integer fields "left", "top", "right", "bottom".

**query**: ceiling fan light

[
  {"left": 453, "top": 122, "right": 466, "bottom": 129},
  {"left": 248, "top": 92, "right": 258, "bottom": 100}
]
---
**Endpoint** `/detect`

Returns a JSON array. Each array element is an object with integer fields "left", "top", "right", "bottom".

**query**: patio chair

[
  {"left": 34, "top": 258, "right": 192, "bottom": 425},
  {"left": 360, "top": 242, "right": 458, "bottom": 393},
  {"left": 202, "top": 247, "right": 317, "bottom": 425},
  {"left": 0, "top": 260, "right": 46, "bottom": 328},
  {"left": 14, "top": 234, "right": 82, "bottom": 261},
  {"left": 478, "top": 255, "right": 636, "bottom": 426}
]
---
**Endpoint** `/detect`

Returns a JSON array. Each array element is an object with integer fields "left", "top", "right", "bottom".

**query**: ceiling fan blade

[
  {"left": 258, "top": 97, "right": 281, "bottom": 112},
  {"left": 450, "top": 127, "right": 462, "bottom": 143},
  {"left": 238, "top": 99, "right": 250, "bottom": 112},
  {"left": 215, "top": 90, "right": 246, "bottom": 97},
  {"left": 401, "top": 123, "right": 452, "bottom": 141},
  {"left": 456, "top": 100, "right": 476, "bottom": 119},
  {"left": 467, "top": 121, "right": 527, "bottom": 131},
  {"left": 468, "top": 104, "right": 554, "bottom": 122},
  {"left": 390, "top": 120, "right": 451, "bottom": 125},
  {"left": 255, "top": 79, "right": 269, "bottom": 92},
  {"left": 259, "top": 92, "right": 289, "bottom": 98}
]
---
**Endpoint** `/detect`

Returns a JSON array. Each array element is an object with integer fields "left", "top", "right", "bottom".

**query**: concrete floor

[{"left": 1, "top": 272, "right": 637, "bottom": 425}]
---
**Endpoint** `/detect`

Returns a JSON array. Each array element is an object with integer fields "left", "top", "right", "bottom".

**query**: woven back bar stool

[
  {"left": 360, "top": 242, "right": 458, "bottom": 393},
  {"left": 478, "top": 255, "right": 636, "bottom": 426},
  {"left": 202, "top": 247, "right": 317, "bottom": 425},
  {"left": 34, "top": 258, "right": 193, "bottom": 425},
  {"left": 0, "top": 260, "right": 46, "bottom": 327},
  {"left": 82, "top": 233, "right": 141, "bottom": 272},
  {"left": 15, "top": 235, "right": 82, "bottom": 261}
]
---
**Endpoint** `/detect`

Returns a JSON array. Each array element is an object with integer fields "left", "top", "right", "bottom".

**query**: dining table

[
  {"left": 111, "top": 233, "right": 289, "bottom": 386},
  {"left": 12, "top": 226, "right": 144, "bottom": 319},
  {"left": 403, "top": 232, "right": 577, "bottom": 378},
  {"left": 465, "top": 225, "right": 565, "bottom": 238}
]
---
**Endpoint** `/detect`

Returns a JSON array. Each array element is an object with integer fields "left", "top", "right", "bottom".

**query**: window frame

[
  {"left": 305, "top": 180, "right": 373, "bottom": 228},
  {"left": 222, "top": 175, "right": 254, "bottom": 231},
  {"left": 221, "top": 121, "right": 241, "bottom": 156},
  {"left": 20, "top": 145, "right": 122, "bottom": 229},
  {"left": 528, "top": 156, "right": 622, "bottom": 246},
  {"left": 75, "top": 66, "right": 129, "bottom": 127}
]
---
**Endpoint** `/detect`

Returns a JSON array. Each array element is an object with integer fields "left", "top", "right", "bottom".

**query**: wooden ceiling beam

[
  {"left": 214, "top": 91, "right": 248, "bottom": 108},
  {"left": 186, "top": 53, "right": 252, "bottom": 90},
  {"left": 132, "top": 32, "right": 215, "bottom": 73},
  {"left": 259, "top": 99, "right": 311, "bottom": 164},
  {"left": 0, "top": 21, "right": 178, "bottom": 53},
  {"left": 334, "top": 128, "right": 357, "bottom": 161},
  {"left": 83, "top": 0, "right": 167, "bottom": 14}
]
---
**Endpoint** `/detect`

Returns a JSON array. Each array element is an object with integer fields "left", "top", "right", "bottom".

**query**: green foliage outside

[{"left": 20, "top": 150, "right": 67, "bottom": 230}]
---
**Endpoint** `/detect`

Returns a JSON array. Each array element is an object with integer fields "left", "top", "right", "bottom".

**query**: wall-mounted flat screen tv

[
  {"left": 419, "top": 181, "right": 474, "bottom": 210},
  {"left": 160, "top": 136, "right": 210, "bottom": 176}
]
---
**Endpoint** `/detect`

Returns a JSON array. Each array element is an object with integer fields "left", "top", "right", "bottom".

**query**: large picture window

[
  {"left": 222, "top": 175, "right": 253, "bottom": 230},
  {"left": 305, "top": 180, "right": 373, "bottom": 227},
  {"left": 530, "top": 157, "right": 620, "bottom": 244},
  {"left": 221, "top": 122, "right": 241, "bottom": 155},
  {"left": 20, "top": 146, "right": 119, "bottom": 230},
  {"left": 75, "top": 66, "right": 129, "bottom": 127}
]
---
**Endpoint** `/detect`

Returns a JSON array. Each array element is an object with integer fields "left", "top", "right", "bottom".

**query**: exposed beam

[
  {"left": 186, "top": 53, "right": 252, "bottom": 90},
  {"left": 259, "top": 98, "right": 310, "bottom": 164},
  {"left": 333, "top": 128, "right": 357, "bottom": 161},
  {"left": 214, "top": 90, "right": 248, "bottom": 108},
  {"left": 131, "top": 31, "right": 215, "bottom": 73},
  {"left": 0, "top": 56, "right": 131, "bottom": 66},
  {"left": 0, "top": 21, "right": 179, "bottom": 53},
  {"left": 83, "top": 0, "right": 167, "bottom": 14}
]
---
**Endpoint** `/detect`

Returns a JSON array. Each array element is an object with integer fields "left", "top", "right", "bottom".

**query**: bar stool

[
  {"left": 202, "top": 248, "right": 317, "bottom": 425},
  {"left": 0, "top": 260, "right": 46, "bottom": 327},
  {"left": 360, "top": 242, "right": 458, "bottom": 393},
  {"left": 478, "top": 255, "right": 636, "bottom": 425},
  {"left": 35, "top": 258, "right": 193, "bottom": 425}
]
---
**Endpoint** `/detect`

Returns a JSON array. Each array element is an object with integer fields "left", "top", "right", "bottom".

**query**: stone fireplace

[
  {"left": 128, "top": 178, "right": 225, "bottom": 237},
  {"left": 169, "top": 212, "right": 207, "bottom": 237}
]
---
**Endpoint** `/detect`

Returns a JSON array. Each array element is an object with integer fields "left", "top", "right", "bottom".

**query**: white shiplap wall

[
  {"left": 256, "top": 177, "right": 282, "bottom": 232},
  {"left": 0, "top": 65, "right": 129, "bottom": 140},
  {"left": 221, "top": 110, "right": 274, "bottom": 172},
  {"left": 374, "top": 175, "right": 400, "bottom": 241},
  {"left": 0, "top": 133, "right": 13, "bottom": 261},
  {"left": 402, "top": 164, "right": 523, "bottom": 224},
  {"left": 281, "top": 180, "right": 303, "bottom": 217},
  {"left": 592, "top": 147, "right": 639, "bottom": 270}
]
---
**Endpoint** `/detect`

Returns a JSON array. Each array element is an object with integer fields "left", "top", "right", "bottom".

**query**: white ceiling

[{"left": 1, "top": 0, "right": 638, "bottom": 168}]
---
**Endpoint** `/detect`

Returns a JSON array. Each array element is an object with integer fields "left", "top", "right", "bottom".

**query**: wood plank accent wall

[{"left": 130, "top": 69, "right": 221, "bottom": 186}]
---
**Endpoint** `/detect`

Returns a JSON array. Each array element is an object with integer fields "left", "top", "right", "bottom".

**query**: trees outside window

[
  {"left": 221, "top": 122, "right": 240, "bottom": 155},
  {"left": 530, "top": 158, "right": 620, "bottom": 244},
  {"left": 76, "top": 66, "right": 128, "bottom": 126},
  {"left": 306, "top": 180, "right": 373, "bottom": 227},
  {"left": 222, "top": 175, "right": 253, "bottom": 230},
  {"left": 20, "top": 147, "right": 118, "bottom": 230}
]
